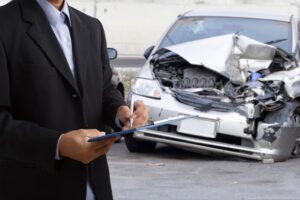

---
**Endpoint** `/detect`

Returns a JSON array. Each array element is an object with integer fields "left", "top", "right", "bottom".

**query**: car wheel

[{"left": 125, "top": 135, "right": 157, "bottom": 152}]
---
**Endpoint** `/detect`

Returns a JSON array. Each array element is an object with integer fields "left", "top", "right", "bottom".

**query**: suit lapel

[
  {"left": 19, "top": 0, "right": 80, "bottom": 95},
  {"left": 69, "top": 8, "right": 90, "bottom": 95}
]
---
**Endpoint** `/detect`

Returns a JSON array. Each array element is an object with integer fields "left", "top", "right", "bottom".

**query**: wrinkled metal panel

[{"left": 165, "top": 34, "right": 276, "bottom": 84}]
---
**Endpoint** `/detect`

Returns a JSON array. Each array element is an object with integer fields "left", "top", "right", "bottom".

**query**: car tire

[{"left": 125, "top": 135, "right": 157, "bottom": 152}]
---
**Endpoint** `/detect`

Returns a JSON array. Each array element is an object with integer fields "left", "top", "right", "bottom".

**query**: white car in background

[{"left": 126, "top": 7, "right": 300, "bottom": 163}]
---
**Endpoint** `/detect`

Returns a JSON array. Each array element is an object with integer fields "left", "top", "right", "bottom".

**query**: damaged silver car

[{"left": 126, "top": 9, "right": 300, "bottom": 162}]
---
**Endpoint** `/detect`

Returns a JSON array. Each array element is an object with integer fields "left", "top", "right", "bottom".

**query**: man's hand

[
  {"left": 117, "top": 100, "right": 149, "bottom": 130},
  {"left": 59, "top": 129, "right": 117, "bottom": 164}
]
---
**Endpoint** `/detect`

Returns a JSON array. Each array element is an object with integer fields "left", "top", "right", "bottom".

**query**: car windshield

[{"left": 159, "top": 16, "right": 292, "bottom": 54}]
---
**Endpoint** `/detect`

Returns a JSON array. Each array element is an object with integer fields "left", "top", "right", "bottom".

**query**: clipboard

[{"left": 88, "top": 115, "right": 198, "bottom": 142}]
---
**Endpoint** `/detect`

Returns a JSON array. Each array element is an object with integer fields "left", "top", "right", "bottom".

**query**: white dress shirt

[{"left": 36, "top": 1, "right": 95, "bottom": 199}]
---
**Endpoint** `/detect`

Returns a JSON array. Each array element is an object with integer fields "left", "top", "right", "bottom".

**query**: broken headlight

[{"left": 132, "top": 78, "right": 162, "bottom": 99}]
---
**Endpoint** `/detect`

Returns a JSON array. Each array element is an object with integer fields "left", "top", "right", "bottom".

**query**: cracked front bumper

[{"left": 131, "top": 92, "right": 299, "bottom": 162}]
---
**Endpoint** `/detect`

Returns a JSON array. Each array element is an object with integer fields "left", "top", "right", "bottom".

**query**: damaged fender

[{"left": 256, "top": 102, "right": 300, "bottom": 161}]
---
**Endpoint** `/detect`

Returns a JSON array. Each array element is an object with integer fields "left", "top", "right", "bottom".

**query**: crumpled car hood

[{"left": 164, "top": 34, "right": 277, "bottom": 85}]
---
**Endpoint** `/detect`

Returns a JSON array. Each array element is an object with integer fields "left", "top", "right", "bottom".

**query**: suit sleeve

[
  {"left": 98, "top": 21, "right": 127, "bottom": 127},
  {"left": 0, "top": 39, "right": 61, "bottom": 174}
]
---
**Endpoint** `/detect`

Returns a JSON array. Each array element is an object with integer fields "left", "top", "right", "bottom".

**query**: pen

[
  {"left": 130, "top": 96, "right": 134, "bottom": 128},
  {"left": 88, "top": 115, "right": 198, "bottom": 142}
]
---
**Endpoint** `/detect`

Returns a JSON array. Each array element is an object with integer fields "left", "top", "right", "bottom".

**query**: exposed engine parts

[
  {"left": 183, "top": 68, "right": 217, "bottom": 88},
  {"left": 153, "top": 64, "right": 224, "bottom": 89},
  {"left": 152, "top": 51, "right": 288, "bottom": 119}
]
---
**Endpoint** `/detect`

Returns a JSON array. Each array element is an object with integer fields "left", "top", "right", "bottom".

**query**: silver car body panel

[{"left": 165, "top": 34, "right": 276, "bottom": 85}]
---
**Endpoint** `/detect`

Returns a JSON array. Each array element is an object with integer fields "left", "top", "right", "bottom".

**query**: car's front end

[{"left": 126, "top": 9, "right": 300, "bottom": 162}]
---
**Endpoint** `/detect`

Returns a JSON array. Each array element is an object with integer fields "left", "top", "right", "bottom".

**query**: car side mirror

[
  {"left": 144, "top": 45, "right": 155, "bottom": 59},
  {"left": 107, "top": 48, "right": 118, "bottom": 60}
]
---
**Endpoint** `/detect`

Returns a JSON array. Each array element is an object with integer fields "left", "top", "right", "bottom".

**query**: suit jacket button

[{"left": 72, "top": 94, "right": 78, "bottom": 99}]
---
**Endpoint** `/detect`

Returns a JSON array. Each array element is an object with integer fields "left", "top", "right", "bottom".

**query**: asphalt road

[{"left": 108, "top": 141, "right": 300, "bottom": 200}]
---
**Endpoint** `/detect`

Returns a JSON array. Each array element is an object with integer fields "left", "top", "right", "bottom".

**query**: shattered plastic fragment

[{"left": 262, "top": 125, "right": 281, "bottom": 143}]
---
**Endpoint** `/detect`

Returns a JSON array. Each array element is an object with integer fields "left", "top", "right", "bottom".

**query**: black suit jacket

[{"left": 0, "top": 0, "right": 126, "bottom": 199}]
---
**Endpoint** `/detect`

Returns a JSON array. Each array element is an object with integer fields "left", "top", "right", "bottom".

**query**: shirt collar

[{"left": 36, "top": 0, "right": 71, "bottom": 27}]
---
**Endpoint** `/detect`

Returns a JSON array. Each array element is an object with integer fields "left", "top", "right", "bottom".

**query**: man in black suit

[{"left": 0, "top": 0, "right": 148, "bottom": 199}]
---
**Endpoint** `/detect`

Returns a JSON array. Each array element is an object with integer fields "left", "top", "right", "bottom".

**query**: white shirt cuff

[{"left": 55, "top": 135, "right": 63, "bottom": 160}]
